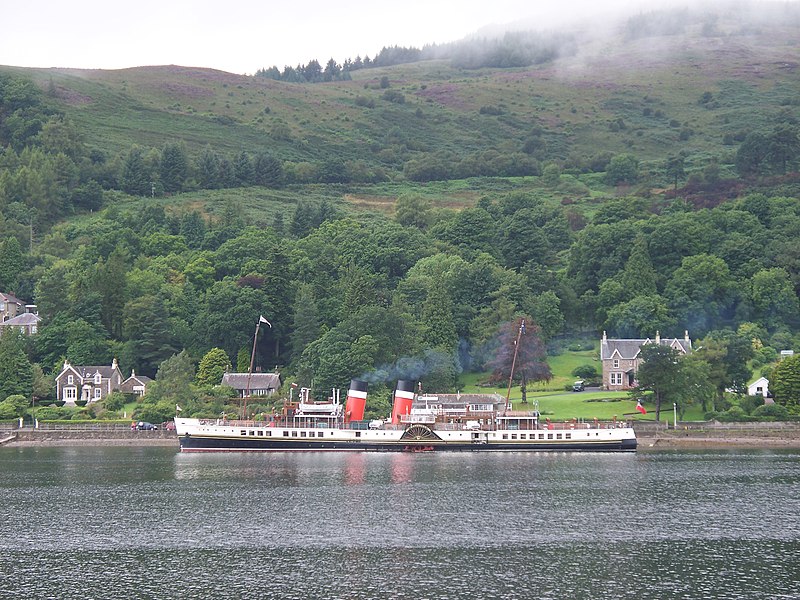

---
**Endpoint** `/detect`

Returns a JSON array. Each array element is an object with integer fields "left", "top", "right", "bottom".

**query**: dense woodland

[{"left": 2, "top": 4, "right": 800, "bottom": 422}]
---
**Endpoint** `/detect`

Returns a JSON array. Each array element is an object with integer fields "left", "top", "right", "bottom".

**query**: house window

[
  {"left": 613, "top": 359, "right": 620, "bottom": 368},
  {"left": 94, "top": 388, "right": 101, "bottom": 400},
  {"left": 67, "top": 375, "right": 74, "bottom": 385},
  {"left": 610, "top": 372, "right": 623, "bottom": 386},
  {"left": 64, "top": 388, "right": 76, "bottom": 400},
  {"left": 95, "top": 373, "right": 102, "bottom": 384}
]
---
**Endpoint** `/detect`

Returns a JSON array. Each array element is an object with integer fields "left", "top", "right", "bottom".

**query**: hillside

[
  {"left": 1, "top": 3, "right": 800, "bottom": 425},
  {"left": 10, "top": 6, "right": 800, "bottom": 176}
]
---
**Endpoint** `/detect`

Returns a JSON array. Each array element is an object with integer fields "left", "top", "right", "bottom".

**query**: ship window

[
  {"left": 257, "top": 431, "right": 263, "bottom": 436},
  {"left": 538, "top": 433, "right": 544, "bottom": 439},
  {"left": 283, "top": 431, "right": 289, "bottom": 437},
  {"left": 249, "top": 430, "right": 255, "bottom": 436},
  {"left": 520, "top": 434, "right": 526, "bottom": 439},
  {"left": 511, "top": 434, "right": 517, "bottom": 440},
  {"left": 266, "top": 431, "right": 272, "bottom": 437},
  {"left": 556, "top": 433, "right": 562, "bottom": 439},
  {"left": 240, "top": 430, "right": 247, "bottom": 436},
  {"left": 355, "top": 432, "right": 361, "bottom": 438},
  {"left": 502, "top": 434, "right": 508, "bottom": 440},
  {"left": 566, "top": 433, "right": 572, "bottom": 439},
  {"left": 300, "top": 431, "right": 307, "bottom": 437},
  {"left": 291, "top": 431, "right": 298, "bottom": 437},
  {"left": 547, "top": 433, "right": 553, "bottom": 440},
  {"left": 317, "top": 432, "right": 324, "bottom": 437}
]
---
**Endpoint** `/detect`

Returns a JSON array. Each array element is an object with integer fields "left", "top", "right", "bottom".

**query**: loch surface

[{"left": 1, "top": 447, "right": 798, "bottom": 599}]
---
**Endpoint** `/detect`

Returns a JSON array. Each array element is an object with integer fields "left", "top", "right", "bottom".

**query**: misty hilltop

[{"left": 4, "top": 1, "right": 798, "bottom": 180}]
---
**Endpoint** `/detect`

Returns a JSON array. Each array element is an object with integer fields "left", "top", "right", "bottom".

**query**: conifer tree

[
  {"left": 0, "top": 330, "right": 33, "bottom": 402},
  {"left": 620, "top": 236, "right": 658, "bottom": 299}
]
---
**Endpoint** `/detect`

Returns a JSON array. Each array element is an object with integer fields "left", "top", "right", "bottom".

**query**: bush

[
  {"left": 567, "top": 342, "right": 595, "bottom": 351},
  {"left": 382, "top": 89, "right": 405, "bottom": 104},
  {"left": 739, "top": 394, "right": 765, "bottom": 415},
  {"left": 712, "top": 406, "right": 756, "bottom": 422},
  {"left": 752, "top": 403, "right": 790, "bottom": 419},
  {"left": 32, "top": 406, "right": 69, "bottom": 420},
  {"left": 104, "top": 392, "right": 127, "bottom": 412},
  {"left": 0, "top": 395, "right": 28, "bottom": 419},
  {"left": 479, "top": 105, "right": 504, "bottom": 115},
  {"left": 572, "top": 364, "right": 599, "bottom": 379},
  {"left": 354, "top": 95, "right": 375, "bottom": 108}
]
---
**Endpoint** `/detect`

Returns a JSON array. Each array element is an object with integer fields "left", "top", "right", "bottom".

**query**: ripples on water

[{"left": 1, "top": 448, "right": 798, "bottom": 599}]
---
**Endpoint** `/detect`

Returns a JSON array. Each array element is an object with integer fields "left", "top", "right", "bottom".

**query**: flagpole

[{"left": 244, "top": 320, "right": 260, "bottom": 420}]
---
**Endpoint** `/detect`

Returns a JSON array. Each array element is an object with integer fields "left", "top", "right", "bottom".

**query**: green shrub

[
  {"left": 572, "top": 364, "right": 598, "bottom": 379},
  {"left": 0, "top": 395, "right": 28, "bottom": 419},
  {"left": 104, "top": 392, "right": 127, "bottom": 412},
  {"left": 752, "top": 403, "right": 790, "bottom": 419}
]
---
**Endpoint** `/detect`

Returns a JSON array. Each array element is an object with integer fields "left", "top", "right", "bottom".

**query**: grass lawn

[{"left": 457, "top": 346, "right": 707, "bottom": 422}]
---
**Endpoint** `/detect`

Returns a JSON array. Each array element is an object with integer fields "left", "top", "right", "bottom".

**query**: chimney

[
  {"left": 655, "top": 331, "right": 660, "bottom": 344},
  {"left": 602, "top": 330, "right": 607, "bottom": 342},
  {"left": 391, "top": 380, "right": 416, "bottom": 425},
  {"left": 343, "top": 379, "right": 368, "bottom": 424},
  {"left": 685, "top": 330, "right": 690, "bottom": 344}
]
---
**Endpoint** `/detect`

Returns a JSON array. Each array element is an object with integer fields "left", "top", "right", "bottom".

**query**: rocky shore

[
  {"left": 1, "top": 429, "right": 179, "bottom": 447},
  {"left": 637, "top": 432, "right": 800, "bottom": 449}
]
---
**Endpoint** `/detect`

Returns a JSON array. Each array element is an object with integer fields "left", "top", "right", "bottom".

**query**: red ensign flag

[{"left": 636, "top": 400, "right": 647, "bottom": 415}]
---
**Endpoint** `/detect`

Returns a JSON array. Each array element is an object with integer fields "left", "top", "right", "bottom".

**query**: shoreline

[
  {"left": 3, "top": 434, "right": 800, "bottom": 450},
  {"left": 637, "top": 436, "right": 800, "bottom": 450}
]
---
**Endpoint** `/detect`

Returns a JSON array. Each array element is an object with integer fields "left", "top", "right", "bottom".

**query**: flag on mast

[
  {"left": 176, "top": 404, "right": 183, "bottom": 412},
  {"left": 259, "top": 315, "right": 272, "bottom": 328},
  {"left": 636, "top": 400, "right": 647, "bottom": 415}
]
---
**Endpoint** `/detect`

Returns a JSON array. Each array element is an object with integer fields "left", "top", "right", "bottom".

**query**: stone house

[
  {"left": 600, "top": 331, "right": 693, "bottom": 391},
  {"left": 55, "top": 359, "right": 124, "bottom": 404},
  {"left": 119, "top": 371, "right": 153, "bottom": 397},
  {"left": 0, "top": 292, "right": 25, "bottom": 321},
  {"left": 0, "top": 311, "right": 41, "bottom": 336}
]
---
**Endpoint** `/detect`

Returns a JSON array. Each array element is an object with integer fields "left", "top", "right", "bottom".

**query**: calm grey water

[{"left": 1, "top": 447, "right": 799, "bottom": 600}]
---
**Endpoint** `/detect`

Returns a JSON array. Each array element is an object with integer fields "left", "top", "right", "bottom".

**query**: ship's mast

[
  {"left": 244, "top": 316, "right": 271, "bottom": 419},
  {"left": 505, "top": 318, "right": 526, "bottom": 411}
]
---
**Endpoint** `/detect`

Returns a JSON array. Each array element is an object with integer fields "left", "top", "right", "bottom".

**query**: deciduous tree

[
  {"left": 487, "top": 316, "right": 551, "bottom": 403},
  {"left": 197, "top": 347, "right": 232, "bottom": 387},
  {"left": 770, "top": 354, "right": 800, "bottom": 414}
]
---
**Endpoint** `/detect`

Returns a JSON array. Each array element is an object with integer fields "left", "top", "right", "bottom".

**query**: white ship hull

[{"left": 175, "top": 418, "right": 637, "bottom": 452}]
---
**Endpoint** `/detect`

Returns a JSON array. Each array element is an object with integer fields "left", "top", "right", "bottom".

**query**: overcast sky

[{"left": 0, "top": 0, "right": 769, "bottom": 74}]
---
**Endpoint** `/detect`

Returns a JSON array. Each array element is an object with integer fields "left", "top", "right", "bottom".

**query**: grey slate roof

[
  {"left": 0, "top": 312, "right": 41, "bottom": 326},
  {"left": 119, "top": 373, "right": 153, "bottom": 392},
  {"left": 600, "top": 336, "right": 692, "bottom": 360},
  {"left": 75, "top": 365, "right": 119, "bottom": 379},
  {"left": 221, "top": 372, "right": 281, "bottom": 390},
  {"left": 0, "top": 292, "right": 23, "bottom": 305}
]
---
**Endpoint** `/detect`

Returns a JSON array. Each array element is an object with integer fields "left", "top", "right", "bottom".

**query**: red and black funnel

[
  {"left": 344, "top": 379, "right": 368, "bottom": 423},
  {"left": 390, "top": 380, "right": 416, "bottom": 425}
]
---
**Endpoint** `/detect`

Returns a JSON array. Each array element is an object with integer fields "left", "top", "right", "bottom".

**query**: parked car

[
  {"left": 572, "top": 380, "right": 585, "bottom": 392},
  {"left": 136, "top": 421, "right": 158, "bottom": 430}
]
